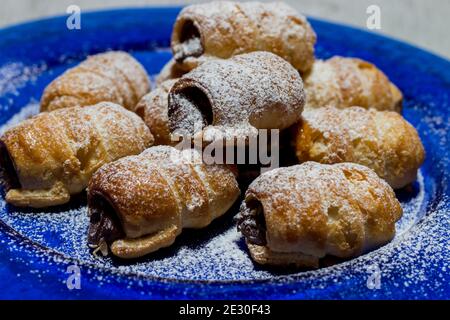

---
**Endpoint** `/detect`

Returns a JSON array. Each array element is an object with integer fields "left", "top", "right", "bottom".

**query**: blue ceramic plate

[{"left": 0, "top": 7, "right": 448, "bottom": 300}]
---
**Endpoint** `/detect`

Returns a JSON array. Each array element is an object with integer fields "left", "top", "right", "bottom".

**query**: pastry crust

[
  {"left": 295, "top": 106, "right": 425, "bottom": 189},
  {"left": 134, "top": 79, "right": 178, "bottom": 145},
  {"left": 168, "top": 51, "right": 305, "bottom": 144},
  {"left": 237, "top": 162, "right": 403, "bottom": 268},
  {"left": 41, "top": 51, "right": 150, "bottom": 112},
  {"left": 0, "top": 102, "right": 153, "bottom": 208},
  {"left": 155, "top": 58, "right": 189, "bottom": 86},
  {"left": 87, "top": 145, "right": 240, "bottom": 259},
  {"left": 304, "top": 56, "right": 403, "bottom": 111},
  {"left": 171, "top": 1, "right": 316, "bottom": 73}
]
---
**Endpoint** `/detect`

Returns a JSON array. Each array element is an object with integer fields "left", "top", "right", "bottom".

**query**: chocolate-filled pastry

[
  {"left": 0, "top": 102, "right": 153, "bottom": 208},
  {"left": 168, "top": 51, "right": 305, "bottom": 144},
  {"left": 236, "top": 162, "right": 403, "bottom": 268},
  {"left": 171, "top": 1, "right": 316, "bottom": 74},
  {"left": 304, "top": 56, "right": 403, "bottom": 111},
  {"left": 41, "top": 51, "right": 150, "bottom": 112},
  {"left": 134, "top": 79, "right": 178, "bottom": 145},
  {"left": 87, "top": 145, "right": 240, "bottom": 258},
  {"left": 155, "top": 58, "right": 188, "bottom": 86},
  {"left": 295, "top": 107, "right": 425, "bottom": 189}
]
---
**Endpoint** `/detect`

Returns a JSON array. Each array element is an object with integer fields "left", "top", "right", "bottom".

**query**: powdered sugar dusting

[
  {"left": 173, "top": 1, "right": 316, "bottom": 73},
  {"left": 170, "top": 51, "right": 305, "bottom": 139},
  {"left": 41, "top": 51, "right": 150, "bottom": 111},
  {"left": 0, "top": 101, "right": 39, "bottom": 134},
  {"left": 0, "top": 95, "right": 444, "bottom": 283},
  {"left": 0, "top": 167, "right": 430, "bottom": 281},
  {"left": 0, "top": 62, "right": 46, "bottom": 96},
  {"left": 0, "top": 64, "right": 447, "bottom": 300}
]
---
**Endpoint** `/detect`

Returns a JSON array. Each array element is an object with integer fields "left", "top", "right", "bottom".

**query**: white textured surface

[{"left": 0, "top": 0, "right": 449, "bottom": 59}]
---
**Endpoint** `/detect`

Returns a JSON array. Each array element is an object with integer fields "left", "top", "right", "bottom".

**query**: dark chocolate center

[
  {"left": 0, "top": 140, "right": 20, "bottom": 190},
  {"left": 88, "top": 192, "right": 125, "bottom": 247},
  {"left": 168, "top": 86, "right": 213, "bottom": 136},
  {"left": 173, "top": 20, "right": 204, "bottom": 62},
  {"left": 236, "top": 199, "right": 267, "bottom": 246}
]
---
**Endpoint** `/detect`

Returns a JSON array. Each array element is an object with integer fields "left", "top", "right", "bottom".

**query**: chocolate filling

[
  {"left": 236, "top": 199, "right": 267, "bottom": 246},
  {"left": 87, "top": 192, "right": 125, "bottom": 248},
  {"left": 173, "top": 20, "right": 204, "bottom": 62},
  {"left": 168, "top": 86, "right": 213, "bottom": 136},
  {"left": 0, "top": 140, "right": 20, "bottom": 191}
]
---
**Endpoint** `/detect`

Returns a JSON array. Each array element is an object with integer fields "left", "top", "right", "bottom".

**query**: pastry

[
  {"left": 171, "top": 1, "right": 316, "bottom": 73},
  {"left": 87, "top": 145, "right": 240, "bottom": 258},
  {"left": 134, "top": 79, "right": 178, "bottom": 145},
  {"left": 41, "top": 51, "right": 150, "bottom": 112},
  {"left": 0, "top": 102, "right": 153, "bottom": 208},
  {"left": 304, "top": 56, "right": 403, "bottom": 111},
  {"left": 236, "top": 162, "right": 403, "bottom": 268},
  {"left": 168, "top": 51, "right": 305, "bottom": 144},
  {"left": 294, "top": 106, "right": 425, "bottom": 189},
  {"left": 155, "top": 58, "right": 188, "bottom": 86}
]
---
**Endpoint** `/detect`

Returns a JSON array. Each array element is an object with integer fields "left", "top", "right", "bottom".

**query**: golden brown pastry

[
  {"left": 0, "top": 102, "right": 153, "bottom": 208},
  {"left": 304, "top": 56, "right": 403, "bottom": 111},
  {"left": 237, "top": 162, "right": 403, "bottom": 268},
  {"left": 168, "top": 51, "right": 305, "bottom": 144},
  {"left": 155, "top": 58, "right": 188, "bottom": 86},
  {"left": 134, "top": 79, "right": 178, "bottom": 145},
  {"left": 41, "top": 51, "right": 150, "bottom": 112},
  {"left": 171, "top": 1, "right": 316, "bottom": 74},
  {"left": 295, "top": 107, "right": 425, "bottom": 189},
  {"left": 87, "top": 145, "right": 240, "bottom": 259}
]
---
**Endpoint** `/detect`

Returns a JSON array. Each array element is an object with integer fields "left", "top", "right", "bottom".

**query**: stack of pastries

[{"left": 0, "top": 1, "right": 425, "bottom": 269}]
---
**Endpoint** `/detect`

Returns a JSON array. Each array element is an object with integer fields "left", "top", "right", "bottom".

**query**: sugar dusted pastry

[
  {"left": 295, "top": 106, "right": 425, "bottom": 189},
  {"left": 0, "top": 102, "right": 153, "bottom": 208},
  {"left": 168, "top": 51, "right": 305, "bottom": 143},
  {"left": 304, "top": 56, "right": 403, "bottom": 111},
  {"left": 41, "top": 51, "right": 150, "bottom": 112},
  {"left": 237, "top": 162, "right": 403, "bottom": 268},
  {"left": 171, "top": 1, "right": 316, "bottom": 73},
  {"left": 87, "top": 146, "right": 240, "bottom": 259},
  {"left": 134, "top": 79, "right": 178, "bottom": 145}
]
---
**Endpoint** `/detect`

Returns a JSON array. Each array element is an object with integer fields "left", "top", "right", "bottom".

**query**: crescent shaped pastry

[
  {"left": 236, "top": 162, "right": 403, "bottom": 268},
  {"left": 0, "top": 102, "right": 153, "bottom": 208},
  {"left": 294, "top": 106, "right": 425, "bottom": 189},
  {"left": 87, "top": 145, "right": 240, "bottom": 259},
  {"left": 304, "top": 56, "right": 403, "bottom": 111},
  {"left": 171, "top": 1, "right": 316, "bottom": 73},
  {"left": 41, "top": 51, "right": 150, "bottom": 112},
  {"left": 134, "top": 79, "right": 178, "bottom": 145},
  {"left": 168, "top": 51, "right": 305, "bottom": 144}
]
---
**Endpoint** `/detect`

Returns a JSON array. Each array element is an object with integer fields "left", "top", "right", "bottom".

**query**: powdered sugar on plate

[
  {"left": 0, "top": 62, "right": 46, "bottom": 96},
  {"left": 0, "top": 101, "right": 39, "bottom": 134},
  {"left": 0, "top": 75, "right": 446, "bottom": 293},
  {"left": 0, "top": 95, "right": 444, "bottom": 283},
  {"left": 0, "top": 145, "right": 429, "bottom": 281}
]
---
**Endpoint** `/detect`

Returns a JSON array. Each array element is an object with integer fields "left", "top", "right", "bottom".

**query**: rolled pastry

[
  {"left": 134, "top": 79, "right": 178, "bottom": 145},
  {"left": 87, "top": 145, "right": 240, "bottom": 258},
  {"left": 0, "top": 102, "right": 153, "bottom": 208},
  {"left": 236, "top": 162, "right": 403, "bottom": 268},
  {"left": 295, "top": 106, "right": 425, "bottom": 189},
  {"left": 41, "top": 51, "right": 150, "bottom": 112},
  {"left": 304, "top": 56, "right": 403, "bottom": 111},
  {"left": 155, "top": 58, "right": 188, "bottom": 86},
  {"left": 171, "top": 1, "right": 316, "bottom": 73},
  {"left": 168, "top": 51, "right": 305, "bottom": 143}
]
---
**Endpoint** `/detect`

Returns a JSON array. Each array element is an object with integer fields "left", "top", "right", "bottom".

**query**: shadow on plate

[{"left": 395, "top": 180, "right": 421, "bottom": 203}]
